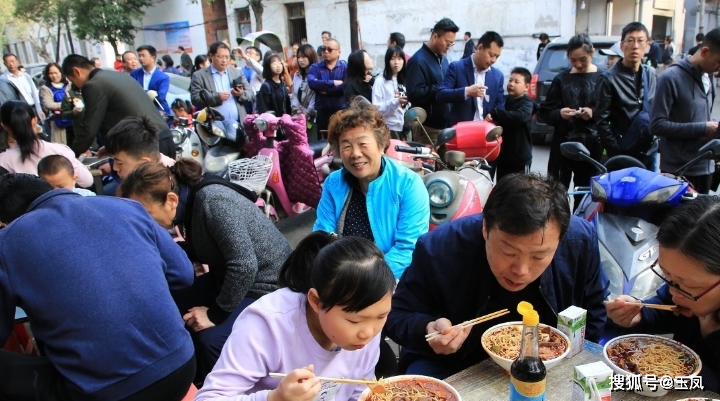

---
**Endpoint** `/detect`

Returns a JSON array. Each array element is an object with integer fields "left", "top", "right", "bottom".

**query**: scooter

[
  {"left": 395, "top": 120, "right": 503, "bottom": 229},
  {"left": 193, "top": 89, "right": 245, "bottom": 177},
  {"left": 169, "top": 116, "right": 204, "bottom": 166},
  {"left": 243, "top": 112, "right": 323, "bottom": 221},
  {"left": 560, "top": 139, "right": 720, "bottom": 343}
]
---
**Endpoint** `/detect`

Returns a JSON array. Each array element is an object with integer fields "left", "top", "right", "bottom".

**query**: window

[
  {"left": 236, "top": 7, "right": 251, "bottom": 38},
  {"left": 286, "top": 3, "right": 306, "bottom": 46},
  {"left": 216, "top": 29, "right": 229, "bottom": 44}
]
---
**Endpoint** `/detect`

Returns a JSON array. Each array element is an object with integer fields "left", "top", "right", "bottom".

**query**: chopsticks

[
  {"left": 269, "top": 373, "right": 377, "bottom": 385},
  {"left": 425, "top": 309, "right": 510, "bottom": 341},
  {"left": 604, "top": 300, "right": 677, "bottom": 311},
  {"left": 624, "top": 301, "right": 678, "bottom": 311}
]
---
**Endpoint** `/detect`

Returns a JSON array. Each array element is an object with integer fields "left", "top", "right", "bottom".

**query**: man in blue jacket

[
  {"left": 131, "top": 44, "right": 171, "bottom": 115},
  {"left": 0, "top": 174, "right": 196, "bottom": 400},
  {"left": 405, "top": 18, "right": 458, "bottom": 143},
  {"left": 385, "top": 173, "right": 609, "bottom": 379},
  {"left": 437, "top": 31, "right": 506, "bottom": 127}
]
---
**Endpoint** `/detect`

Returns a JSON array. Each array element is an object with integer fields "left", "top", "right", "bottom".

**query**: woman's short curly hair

[{"left": 327, "top": 98, "right": 390, "bottom": 154}]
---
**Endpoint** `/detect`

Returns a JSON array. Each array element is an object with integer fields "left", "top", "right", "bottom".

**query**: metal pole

[
  {"left": 606, "top": 0, "right": 614, "bottom": 35},
  {"left": 634, "top": 0, "right": 640, "bottom": 21},
  {"left": 700, "top": 0, "right": 706, "bottom": 33}
]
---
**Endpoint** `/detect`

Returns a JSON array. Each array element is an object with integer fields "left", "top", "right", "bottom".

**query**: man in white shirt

[{"left": 1, "top": 54, "right": 44, "bottom": 119}]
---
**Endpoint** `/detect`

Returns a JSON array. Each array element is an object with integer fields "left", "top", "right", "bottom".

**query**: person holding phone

[{"left": 190, "top": 42, "right": 254, "bottom": 141}]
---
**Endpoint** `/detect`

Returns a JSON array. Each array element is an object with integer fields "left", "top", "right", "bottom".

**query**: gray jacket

[
  {"left": 650, "top": 58, "right": 715, "bottom": 175},
  {"left": 190, "top": 66, "right": 254, "bottom": 122},
  {"left": 190, "top": 184, "right": 291, "bottom": 323}
]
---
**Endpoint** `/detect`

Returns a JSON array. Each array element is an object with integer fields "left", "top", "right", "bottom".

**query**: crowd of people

[{"left": 0, "top": 16, "right": 718, "bottom": 401}]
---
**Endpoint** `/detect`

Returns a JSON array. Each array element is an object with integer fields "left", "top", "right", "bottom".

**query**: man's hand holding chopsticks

[{"left": 425, "top": 318, "right": 472, "bottom": 355}]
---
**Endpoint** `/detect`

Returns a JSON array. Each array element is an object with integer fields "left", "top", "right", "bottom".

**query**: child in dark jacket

[{"left": 486, "top": 67, "right": 536, "bottom": 182}]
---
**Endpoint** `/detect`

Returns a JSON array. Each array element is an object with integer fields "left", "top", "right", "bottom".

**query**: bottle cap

[{"left": 517, "top": 301, "right": 539, "bottom": 326}]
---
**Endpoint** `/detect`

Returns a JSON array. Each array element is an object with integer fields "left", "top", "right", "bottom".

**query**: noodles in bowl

[
  {"left": 481, "top": 322, "right": 570, "bottom": 371},
  {"left": 602, "top": 334, "right": 701, "bottom": 397},
  {"left": 357, "top": 375, "right": 461, "bottom": 401}
]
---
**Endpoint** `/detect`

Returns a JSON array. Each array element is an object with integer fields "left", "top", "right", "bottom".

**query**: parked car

[{"left": 529, "top": 36, "right": 620, "bottom": 144}]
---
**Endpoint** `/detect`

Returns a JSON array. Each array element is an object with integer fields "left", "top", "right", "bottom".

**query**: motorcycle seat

[{"left": 308, "top": 140, "right": 328, "bottom": 158}]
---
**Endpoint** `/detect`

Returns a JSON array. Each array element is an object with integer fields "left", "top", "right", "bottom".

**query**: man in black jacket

[
  {"left": 405, "top": 18, "right": 459, "bottom": 143},
  {"left": 595, "top": 22, "right": 657, "bottom": 169},
  {"left": 462, "top": 32, "right": 474, "bottom": 59},
  {"left": 62, "top": 54, "right": 171, "bottom": 157}
]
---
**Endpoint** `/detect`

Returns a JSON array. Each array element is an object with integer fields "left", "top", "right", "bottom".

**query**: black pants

[
  {"left": 0, "top": 350, "right": 195, "bottom": 401},
  {"left": 559, "top": 138, "right": 602, "bottom": 210},
  {"left": 683, "top": 173, "right": 713, "bottom": 195},
  {"left": 316, "top": 109, "right": 340, "bottom": 138},
  {"left": 495, "top": 163, "right": 530, "bottom": 184},
  {"left": 375, "top": 337, "right": 398, "bottom": 378}
]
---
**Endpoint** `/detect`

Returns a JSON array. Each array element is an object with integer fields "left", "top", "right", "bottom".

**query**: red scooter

[{"left": 395, "top": 119, "right": 503, "bottom": 229}]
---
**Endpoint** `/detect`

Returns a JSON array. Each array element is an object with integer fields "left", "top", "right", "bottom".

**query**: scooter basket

[{"left": 228, "top": 155, "right": 273, "bottom": 194}]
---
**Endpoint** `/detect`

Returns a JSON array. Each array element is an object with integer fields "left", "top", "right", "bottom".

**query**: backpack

[{"left": 619, "top": 65, "right": 653, "bottom": 156}]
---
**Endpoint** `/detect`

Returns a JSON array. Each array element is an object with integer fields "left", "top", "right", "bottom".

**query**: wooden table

[{"left": 445, "top": 341, "right": 719, "bottom": 400}]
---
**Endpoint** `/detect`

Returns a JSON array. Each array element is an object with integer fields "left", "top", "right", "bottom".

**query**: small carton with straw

[
  {"left": 557, "top": 305, "right": 586, "bottom": 358},
  {"left": 572, "top": 361, "right": 612, "bottom": 401}
]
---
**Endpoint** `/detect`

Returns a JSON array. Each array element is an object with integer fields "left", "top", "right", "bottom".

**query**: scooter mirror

[
  {"left": 698, "top": 138, "right": 720, "bottom": 157},
  {"left": 445, "top": 150, "right": 466, "bottom": 169},
  {"left": 435, "top": 128, "right": 457, "bottom": 147},
  {"left": 199, "top": 89, "right": 212, "bottom": 107},
  {"left": 560, "top": 142, "right": 591, "bottom": 161},
  {"left": 404, "top": 107, "right": 427, "bottom": 126},
  {"left": 485, "top": 126, "right": 503, "bottom": 142}
]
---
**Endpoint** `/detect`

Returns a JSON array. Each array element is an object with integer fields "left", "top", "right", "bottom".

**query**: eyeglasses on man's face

[
  {"left": 321, "top": 47, "right": 338, "bottom": 53},
  {"left": 650, "top": 262, "right": 720, "bottom": 301},
  {"left": 623, "top": 38, "right": 647, "bottom": 46}
]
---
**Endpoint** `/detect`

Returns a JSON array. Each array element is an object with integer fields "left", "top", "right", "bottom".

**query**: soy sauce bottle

[{"left": 509, "top": 301, "right": 546, "bottom": 401}]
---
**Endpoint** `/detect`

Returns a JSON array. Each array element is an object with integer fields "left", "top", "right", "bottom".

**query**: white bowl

[
  {"left": 357, "top": 375, "right": 461, "bottom": 401},
  {"left": 603, "top": 334, "right": 702, "bottom": 398},
  {"left": 480, "top": 321, "right": 571, "bottom": 371}
]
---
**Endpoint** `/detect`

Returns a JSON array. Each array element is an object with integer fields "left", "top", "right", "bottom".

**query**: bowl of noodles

[
  {"left": 357, "top": 375, "right": 461, "bottom": 401},
  {"left": 603, "top": 334, "right": 701, "bottom": 397},
  {"left": 481, "top": 322, "right": 570, "bottom": 371}
]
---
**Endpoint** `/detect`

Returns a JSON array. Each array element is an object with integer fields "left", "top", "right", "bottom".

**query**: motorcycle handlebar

[{"left": 395, "top": 145, "right": 431, "bottom": 155}]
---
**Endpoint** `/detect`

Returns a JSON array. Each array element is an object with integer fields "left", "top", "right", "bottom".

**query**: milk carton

[
  {"left": 557, "top": 305, "right": 586, "bottom": 358},
  {"left": 572, "top": 361, "right": 612, "bottom": 401}
]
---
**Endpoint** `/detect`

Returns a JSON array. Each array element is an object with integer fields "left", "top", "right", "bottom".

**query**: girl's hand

[
  {"left": 270, "top": 365, "right": 321, "bottom": 401},
  {"left": 561, "top": 107, "right": 578, "bottom": 120},
  {"left": 698, "top": 310, "right": 720, "bottom": 338},
  {"left": 605, "top": 296, "right": 643, "bottom": 327},
  {"left": 579, "top": 107, "right": 593, "bottom": 120}
]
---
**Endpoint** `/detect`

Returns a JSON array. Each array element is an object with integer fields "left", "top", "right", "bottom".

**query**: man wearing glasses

[
  {"left": 405, "top": 18, "right": 459, "bottom": 143},
  {"left": 308, "top": 37, "right": 347, "bottom": 134},
  {"left": 594, "top": 22, "right": 657, "bottom": 170},
  {"left": 605, "top": 196, "right": 720, "bottom": 393}
]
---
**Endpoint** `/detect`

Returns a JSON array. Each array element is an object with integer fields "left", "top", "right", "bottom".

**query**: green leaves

[{"left": 70, "top": 0, "right": 151, "bottom": 46}]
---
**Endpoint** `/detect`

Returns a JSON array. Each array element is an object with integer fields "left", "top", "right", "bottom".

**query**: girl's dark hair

[
  {"left": 261, "top": 54, "right": 284, "bottom": 81},
  {"left": 567, "top": 34, "right": 594, "bottom": 55},
  {"left": 42, "top": 63, "right": 66, "bottom": 86},
  {"left": 118, "top": 158, "right": 203, "bottom": 204},
  {"left": 382, "top": 46, "right": 406, "bottom": 83},
  {"left": 161, "top": 55, "right": 174, "bottom": 67},
  {"left": 0, "top": 100, "right": 39, "bottom": 162},
  {"left": 281, "top": 235, "right": 395, "bottom": 312},
  {"left": 171, "top": 98, "right": 191, "bottom": 114},
  {"left": 296, "top": 44, "right": 318, "bottom": 79},
  {"left": 346, "top": 49, "right": 369, "bottom": 81},
  {"left": 193, "top": 55, "right": 209, "bottom": 74},
  {"left": 657, "top": 195, "right": 720, "bottom": 275}
]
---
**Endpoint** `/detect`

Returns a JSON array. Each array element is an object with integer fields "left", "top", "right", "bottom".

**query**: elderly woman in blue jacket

[{"left": 313, "top": 98, "right": 430, "bottom": 278}]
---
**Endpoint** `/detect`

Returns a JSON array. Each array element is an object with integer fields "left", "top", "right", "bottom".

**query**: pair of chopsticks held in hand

[
  {"left": 425, "top": 309, "right": 510, "bottom": 342},
  {"left": 604, "top": 300, "right": 678, "bottom": 312}
]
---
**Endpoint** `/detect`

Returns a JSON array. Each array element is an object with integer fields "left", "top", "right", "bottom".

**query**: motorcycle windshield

[{"left": 591, "top": 167, "right": 688, "bottom": 207}]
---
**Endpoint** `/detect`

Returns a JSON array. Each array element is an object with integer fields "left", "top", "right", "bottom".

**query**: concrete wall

[
  {"left": 683, "top": 0, "right": 720, "bottom": 52},
  {"left": 225, "top": 0, "right": 573, "bottom": 81},
  {"left": 134, "top": 0, "right": 207, "bottom": 68},
  {"left": 612, "top": 0, "right": 638, "bottom": 35}
]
